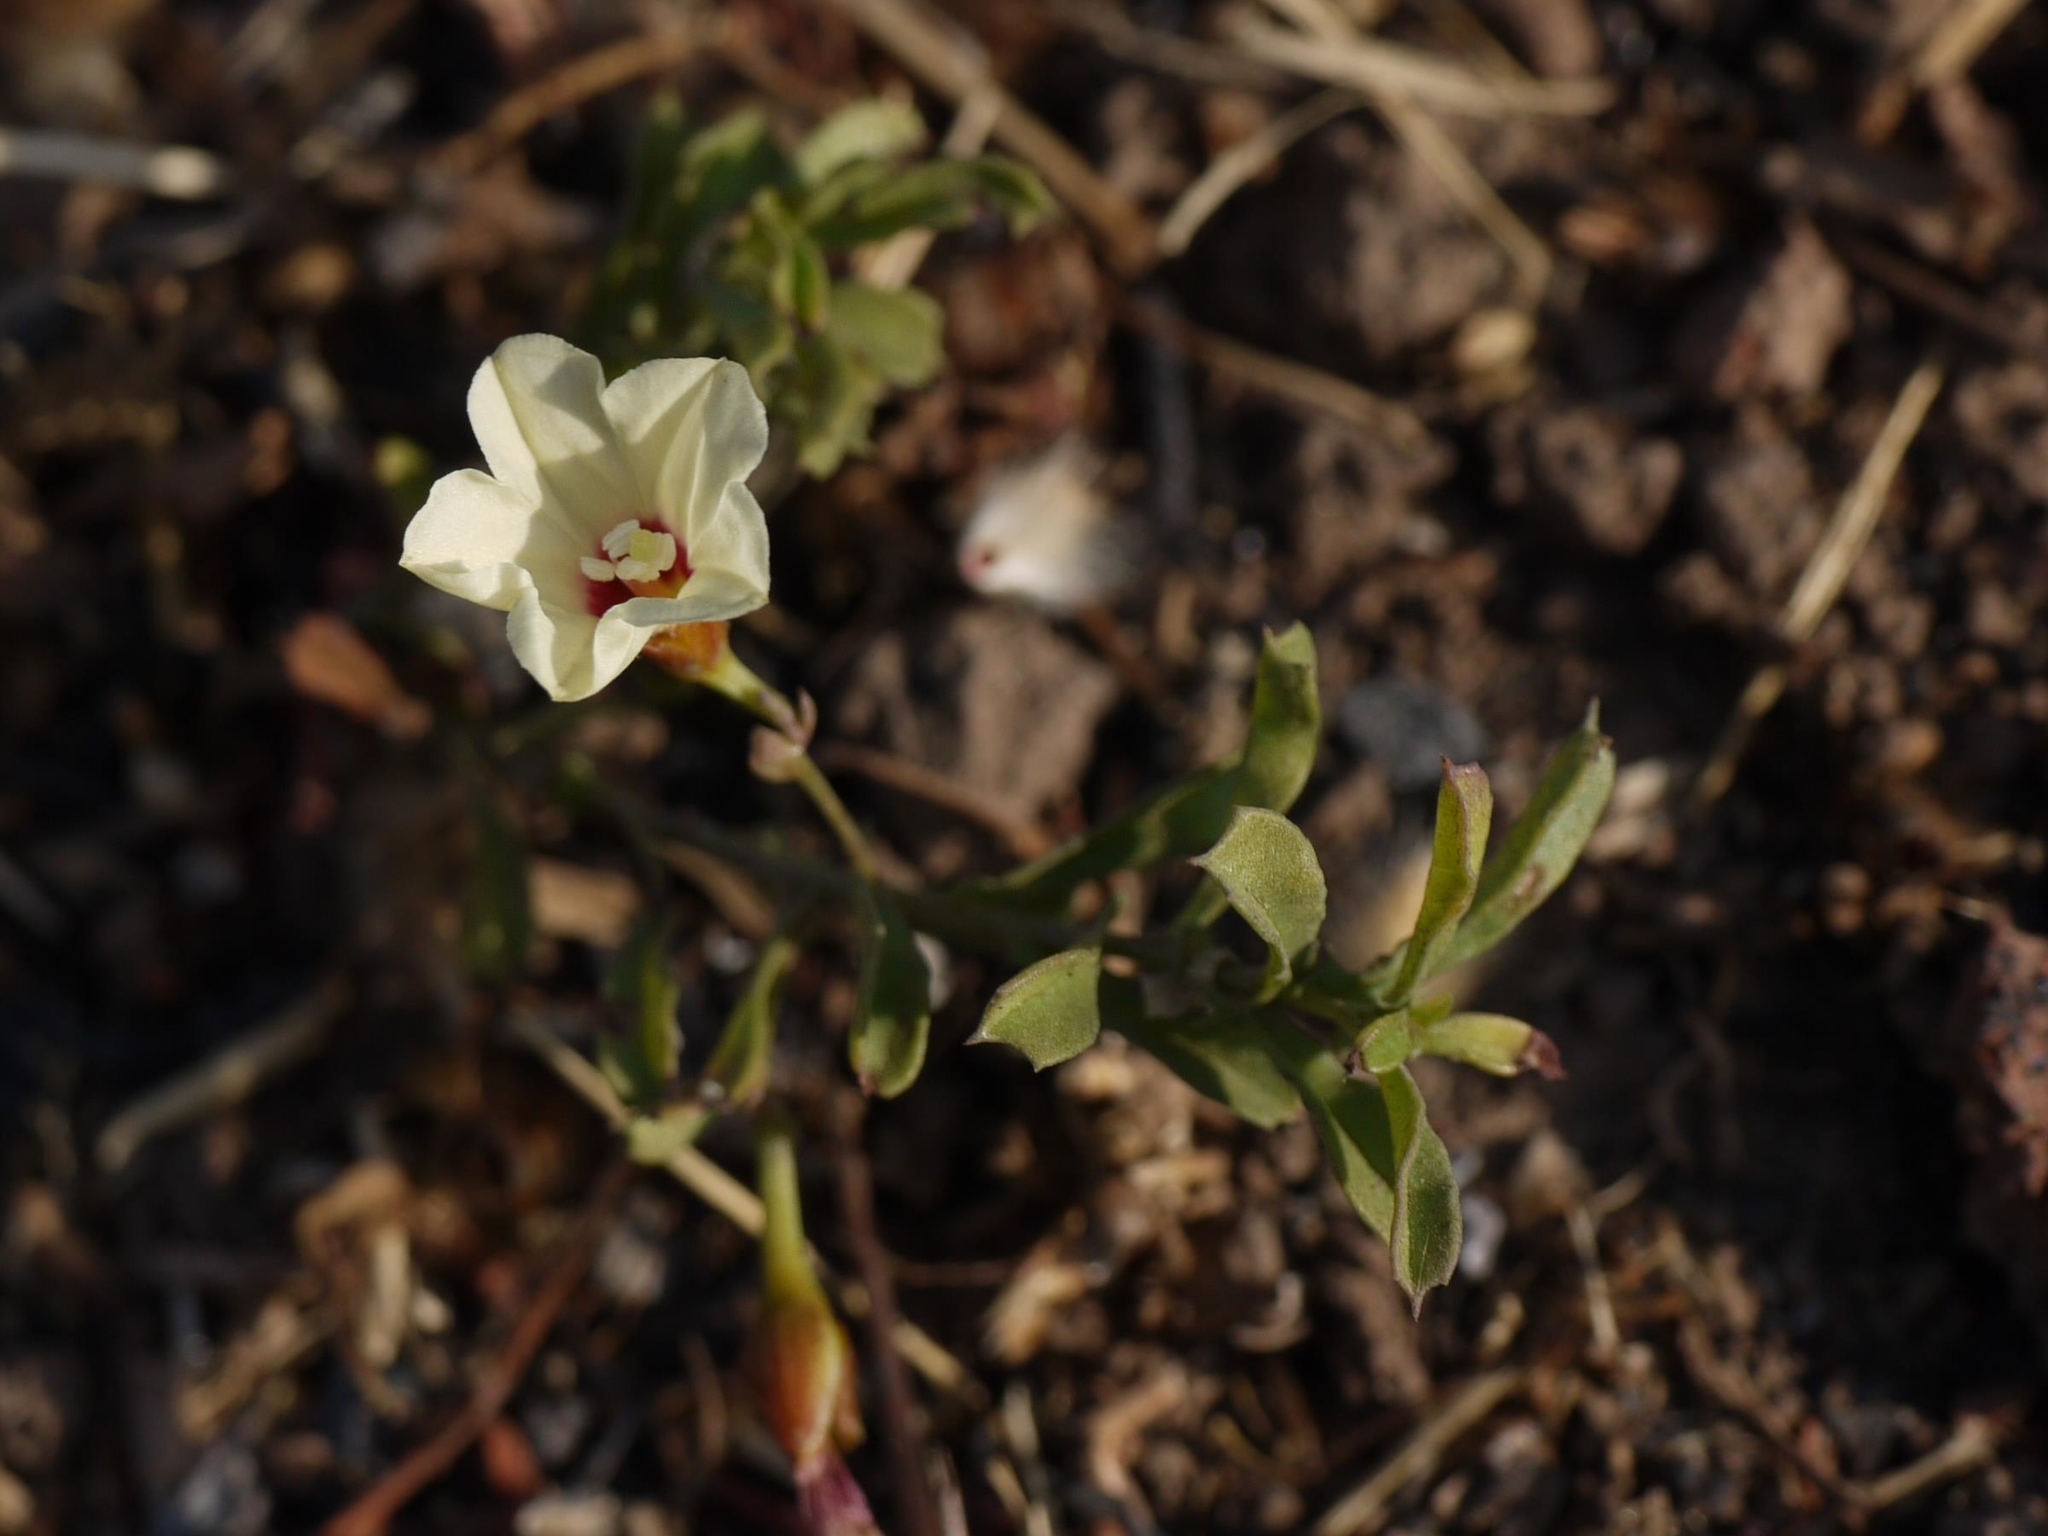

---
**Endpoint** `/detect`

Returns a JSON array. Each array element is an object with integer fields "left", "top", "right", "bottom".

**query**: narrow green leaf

[
  {"left": 1267, "top": 1027, "right": 1463, "bottom": 1305},
  {"left": 1239, "top": 623, "right": 1321, "bottom": 814},
  {"left": 1194, "top": 807, "right": 1327, "bottom": 992},
  {"left": 1438, "top": 703, "right": 1616, "bottom": 972},
  {"left": 808, "top": 157, "right": 1050, "bottom": 249},
  {"left": 1419, "top": 1011, "right": 1564, "bottom": 1080},
  {"left": 795, "top": 99, "right": 929, "bottom": 185},
  {"left": 850, "top": 896, "right": 931, "bottom": 1098},
  {"left": 971, "top": 946, "right": 1102, "bottom": 1070},
  {"left": 1104, "top": 980, "right": 1299, "bottom": 1129},
  {"left": 1265, "top": 1023, "right": 1398, "bottom": 1236},
  {"left": 979, "top": 763, "right": 1240, "bottom": 911},
  {"left": 1388, "top": 761, "right": 1493, "bottom": 1004},
  {"left": 1380, "top": 1065, "right": 1463, "bottom": 1308},
  {"left": 826, "top": 282, "right": 945, "bottom": 387},
  {"left": 600, "top": 910, "right": 682, "bottom": 1112},
  {"left": 463, "top": 795, "right": 531, "bottom": 985},
  {"left": 704, "top": 933, "right": 799, "bottom": 1108},
  {"left": 788, "top": 233, "right": 831, "bottom": 330}
]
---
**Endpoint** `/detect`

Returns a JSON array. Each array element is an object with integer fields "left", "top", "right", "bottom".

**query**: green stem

[
  {"left": 787, "top": 754, "right": 880, "bottom": 887},
  {"left": 756, "top": 1111, "right": 823, "bottom": 1307}
]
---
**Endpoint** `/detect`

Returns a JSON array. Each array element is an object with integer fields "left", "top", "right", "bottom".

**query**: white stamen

[
  {"left": 601, "top": 520, "right": 640, "bottom": 560},
  {"left": 627, "top": 528, "right": 677, "bottom": 574},
  {"left": 579, "top": 556, "right": 618, "bottom": 582},
  {"left": 615, "top": 557, "right": 660, "bottom": 583}
]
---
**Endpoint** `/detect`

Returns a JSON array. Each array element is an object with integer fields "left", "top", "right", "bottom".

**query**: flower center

[{"left": 582, "top": 518, "right": 690, "bottom": 615}]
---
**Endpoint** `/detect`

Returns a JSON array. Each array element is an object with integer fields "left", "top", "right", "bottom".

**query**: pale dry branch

[
  {"left": 1313, "top": 1369, "right": 1528, "bottom": 1536},
  {"left": 1690, "top": 356, "right": 1946, "bottom": 813},
  {"left": 1226, "top": 15, "right": 1614, "bottom": 117}
]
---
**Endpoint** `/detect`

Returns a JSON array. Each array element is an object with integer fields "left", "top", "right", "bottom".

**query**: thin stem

[
  {"left": 756, "top": 1111, "right": 821, "bottom": 1306},
  {"left": 787, "top": 753, "right": 881, "bottom": 886}
]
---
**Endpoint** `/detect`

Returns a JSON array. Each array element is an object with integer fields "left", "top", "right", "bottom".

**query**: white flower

[{"left": 400, "top": 335, "right": 771, "bottom": 701}]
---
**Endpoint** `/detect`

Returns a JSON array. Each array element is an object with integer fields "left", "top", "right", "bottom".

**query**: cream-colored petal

[
  {"left": 399, "top": 468, "right": 573, "bottom": 611},
  {"left": 503, "top": 590, "right": 653, "bottom": 703},
  {"left": 681, "top": 481, "right": 772, "bottom": 595},
  {"left": 614, "top": 565, "right": 769, "bottom": 631},
  {"left": 468, "top": 336, "right": 639, "bottom": 534},
  {"left": 600, "top": 357, "right": 769, "bottom": 553}
]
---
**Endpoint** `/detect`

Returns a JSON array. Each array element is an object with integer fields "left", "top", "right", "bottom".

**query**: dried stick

[
  {"left": 1226, "top": 15, "right": 1613, "bottom": 117},
  {"left": 1912, "top": 0, "right": 2030, "bottom": 85},
  {"left": 1116, "top": 292, "right": 1432, "bottom": 448},
  {"left": 815, "top": 742, "right": 1054, "bottom": 861},
  {"left": 810, "top": 0, "right": 1158, "bottom": 273},
  {"left": 506, "top": 1011, "right": 979, "bottom": 1404},
  {"left": 1252, "top": 0, "right": 1551, "bottom": 295},
  {"left": 833, "top": 1090, "right": 943, "bottom": 1536},
  {"left": 1313, "top": 1369, "right": 1527, "bottom": 1536},
  {"left": 97, "top": 979, "right": 350, "bottom": 1174},
  {"left": 0, "top": 131, "right": 229, "bottom": 198},
  {"left": 319, "top": 1160, "right": 632, "bottom": 1536},
  {"left": 1158, "top": 89, "right": 1359, "bottom": 258},
  {"left": 428, "top": 27, "right": 700, "bottom": 179},
  {"left": 1689, "top": 357, "right": 1945, "bottom": 813}
]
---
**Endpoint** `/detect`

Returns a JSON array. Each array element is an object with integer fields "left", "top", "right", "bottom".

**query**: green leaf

[
  {"left": 808, "top": 157, "right": 1051, "bottom": 250},
  {"left": 970, "top": 946, "right": 1102, "bottom": 1070},
  {"left": 1387, "top": 761, "right": 1493, "bottom": 1005},
  {"left": 704, "top": 933, "right": 798, "bottom": 1108},
  {"left": 1267, "top": 1026, "right": 1461, "bottom": 1306},
  {"left": 1104, "top": 980, "right": 1299, "bottom": 1129},
  {"left": 850, "top": 896, "right": 932, "bottom": 1098},
  {"left": 1238, "top": 623, "right": 1321, "bottom": 814},
  {"left": 1354, "top": 1010, "right": 1420, "bottom": 1074},
  {"left": 1438, "top": 703, "right": 1616, "bottom": 972},
  {"left": 826, "top": 282, "right": 945, "bottom": 388},
  {"left": 600, "top": 910, "right": 683, "bottom": 1112},
  {"left": 463, "top": 795, "right": 531, "bottom": 985},
  {"left": 1193, "top": 807, "right": 1327, "bottom": 993},
  {"left": 1418, "top": 1011, "right": 1564, "bottom": 1080},
  {"left": 979, "top": 762, "right": 1240, "bottom": 911},
  {"left": 1266, "top": 1023, "right": 1398, "bottom": 1235},
  {"left": 1380, "top": 1065, "right": 1462, "bottom": 1308},
  {"left": 795, "top": 99, "right": 929, "bottom": 185},
  {"left": 674, "top": 109, "right": 789, "bottom": 250},
  {"left": 788, "top": 336, "right": 887, "bottom": 478}
]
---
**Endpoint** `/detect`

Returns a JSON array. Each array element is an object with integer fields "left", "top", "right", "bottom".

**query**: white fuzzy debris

[{"left": 957, "top": 436, "right": 1137, "bottom": 615}]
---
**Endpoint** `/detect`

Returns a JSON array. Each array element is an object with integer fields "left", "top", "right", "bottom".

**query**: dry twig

[
  {"left": 1158, "top": 88, "right": 1359, "bottom": 258},
  {"left": 833, "top": 1090, "right": 943, "bottom": 1536},
  {"left": 1117, "top": 292, "right": 1433, "bottom": 447},
  {"left": 0, "top": 130, "right": 229, "bottom": 198},
  {"left": 1226, "top": 15, "right": 1613, "bottom": 117},
  {"left": 1313, "top": 1369, "right": 1528, "bottom": 1536},
  {"left": 319, "top": 1160, "right": 633, "bottom": 1536},
  {"left": 816, "top": 742, "right": 1053, "bottom": 860},
  {"left": 427, "top": 27, "right": 700, "bottom": 179},
  {"left": 1690, "top": 356, "right": 1945, "bottom": 813},
  {"left": 97, "top": 978, "right": 351, "bottom": 1174}
]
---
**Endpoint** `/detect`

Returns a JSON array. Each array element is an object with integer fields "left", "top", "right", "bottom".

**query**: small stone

[{"left": 1337, "top": 675, "right": 1491, "bottom": 792}]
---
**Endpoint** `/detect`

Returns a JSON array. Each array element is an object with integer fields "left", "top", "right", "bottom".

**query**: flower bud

[{"left": 751, "top": 1118, "right": 877, "bottom": 1536}]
